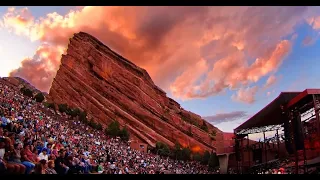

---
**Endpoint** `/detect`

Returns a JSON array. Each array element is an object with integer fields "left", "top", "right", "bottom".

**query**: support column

[
  {"left": 218, "top": 154, "right": 229, "bottom": 174},
  {"left": 263, "top": 132, "right": 267, "bottom": 165},
  {"left": 276, "top": 129, "right": 280, "bottom": 158},
  {"left": 241, "top": 138, "right": 244, "bottom": 174},
  {"left": 247, "top": 135, "right": 251, "bottom": 168},
  {"left": 312, "top": 95, "right": 320, "bottom": 137}
]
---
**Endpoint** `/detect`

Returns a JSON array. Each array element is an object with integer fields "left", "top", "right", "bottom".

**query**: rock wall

[{"left": 49, "top": 32, "right": 224, "bottom": 153}]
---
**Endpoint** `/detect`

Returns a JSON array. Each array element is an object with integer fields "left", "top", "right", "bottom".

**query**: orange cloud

[
  {"left": 264, "top": 75, "right": 277, "bottom": 88},
  {"left": 0, "top": 6, "right": 310, "bottom": 102},
  {"left": 231, "top": 86, "right": 259, "bottom": 104},
  {"left": 9, "top": 45, "right": 64, "bottom": 92}
]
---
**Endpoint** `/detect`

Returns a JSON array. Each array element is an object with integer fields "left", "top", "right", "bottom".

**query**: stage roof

[
  {"left": 286, "top": 89, "right": 320, "bottom": 108},
  {"left": 234, "top": 91, "right": 301, "bottom": 132}
]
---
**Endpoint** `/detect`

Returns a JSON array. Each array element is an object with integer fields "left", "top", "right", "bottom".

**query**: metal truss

[{"left": 235, "top": 124, "right": 282, "bottom": 135}]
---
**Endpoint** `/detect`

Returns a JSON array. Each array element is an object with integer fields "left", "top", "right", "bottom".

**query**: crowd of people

[{"left": 0, "top": 81, "right": 215, "bottom": 174}]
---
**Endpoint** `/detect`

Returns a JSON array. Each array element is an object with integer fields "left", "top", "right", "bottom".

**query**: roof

[
  {"left": 235, "top": 91, "right": 301, "bottom": 132},
  {"left": 286, "top": 89, "right": 320, "bottom": 108}
]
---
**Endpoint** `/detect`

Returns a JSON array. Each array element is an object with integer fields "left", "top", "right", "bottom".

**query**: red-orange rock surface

[{"left": 49, "top": 32, "right": 225, "bottom": 153}]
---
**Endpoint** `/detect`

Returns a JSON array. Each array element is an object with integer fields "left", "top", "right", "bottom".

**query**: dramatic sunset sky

[{"left": 1, "top": 6, "right": 320, "bottom": 134}]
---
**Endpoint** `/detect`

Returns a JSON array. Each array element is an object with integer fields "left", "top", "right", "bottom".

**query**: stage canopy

[
  {"left": 235, "top": 89, "right": 320, "bottom": 134},
  {"left": 234, "top": 92, "right": 300, "bottom": 134}
]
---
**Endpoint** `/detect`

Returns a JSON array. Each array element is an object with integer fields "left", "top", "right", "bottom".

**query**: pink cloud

[
  {"left": 264, "top": 75, "right": 277, "bottom": 88},
  {"left": 231, "top": 86, "right": 259, "bottom": 104},
  {"left": 0, "top": 6, "right": 312, "bottom": 101},
  {"left": 203, "top": 111, "right": 248, "bottom": 124},
  {"left": 9, "top": 45, "right": 64, "bottom": 92}
]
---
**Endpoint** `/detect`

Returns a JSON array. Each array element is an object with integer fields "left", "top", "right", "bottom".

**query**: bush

[
  {"left": 44, "top": 102, "right": 56, "bottom": 111},
  {"left": 58, "top": 104, "right": 68, "bottom": 113},
  {"left": 65, "top": 107, "right": 73, "bottom": 116},
  {"left": 96, "top": 123, "right": 103, "bottom": 131},
  {"left": 181, "top": 147, "right": 191, "bottom": 161},
  {"left": 72, "top": 108, "right": 81, "bottom": 117},
  {"left": 89, "top": 119, "right": 97, "bottom": 129},
  {"left": 79, "top": 111, "right": 88, "bottom": 124},
  {"left": 210, "top": 130, "right": 217, "bottom": 141},
  {"left": 105, "top": 121, "right": 121, "bottom": 137},
  {"left": 34, "top": 92, "right": 45, "bottom": 102},
  {"left": 155, "top": 142, "right": 170, "bottom": 157},
  {"left": 119, "top": 127, "right": 130, "bottom": 141},
  {"left": 201, "top": 150, "right": 210, "bottom": 165},
  {"left": 20, "top": 87, "right": 33, "bottom": 97},
  {"left": 200, "top": 122, "right": 208, "bottom": 132},
  {"left": 105, "top": 121, "right": 130, "bottom": 141},
  {"left": 208, "top": 152, "right": 219, "bottom": 169},
  {"left": 193, "top": 153, "right": 202, "bottom": 162}
]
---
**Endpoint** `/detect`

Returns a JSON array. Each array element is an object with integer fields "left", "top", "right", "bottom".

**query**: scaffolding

[{"left": 234, "top": 89, "right": 320, "bottom": 174}]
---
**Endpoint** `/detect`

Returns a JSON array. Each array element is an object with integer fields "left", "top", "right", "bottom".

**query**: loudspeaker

[
  {"left": 283, "top": 115, "right": 294, "bottom": 154},
  {"left": 292, "top": 111, "right": 305, "bottom": 150},
  {"left": 252, "top": 148, "right": 262, "bottom": 163},
  {"left": 235, "top": 139, "right": 241, "bottom": 161}
]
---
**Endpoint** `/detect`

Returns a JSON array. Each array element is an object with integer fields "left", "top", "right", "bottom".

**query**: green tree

[
  {"left": 58, "top": 104, "right": 68, "bottom": 113},
  {"left": 105, "top": 121, "right": 121, "bottom": 137},
  {"left": 72, "top": 108, "right": 81, "bottom": 117},
  {"left": 34, "top": 92, "right": 45, "bottom": 102},
  {"left": 119, "top": 127, "right": 130, "bottom": 141},
  {"left": 96, "top": 123, "right": 103, "bottom": 131},
  {"left": 200, "top": 122, "right": 208, "bottom": 132},
  {"left": 44, "top": 102, "right": 56, "bottom": 111},
  {"left": 181, "top": 147, "right": 191, "bottom": 161},
  {"left": 208, "top": 152, "right": 219, "bottom": 169},
  {"left": 65, "top": 107, "right": 73, "bottom": 116},
  {"left": 89, "top": 119, "right": 97, "bottom": 129},
  {"left": 155, "top": 142, "right": 170, "bottom": 157},
  {"left": 193, "top": 153, "right": 202, "bottom": 162},
  {"left": 201, "top": 150, "right": 210, "bottom": 165},
  {"left": 20, "top": 87, "right": 33, "bottom": 98},
  {"left": 210, "top": 130, "right": 217, "bottom": 141},
  {"left": 79, "top": 111, "right": 87, "bottom": 122},
  {"left": 173, "top": 142, "right": 182, "bottom": 160}
]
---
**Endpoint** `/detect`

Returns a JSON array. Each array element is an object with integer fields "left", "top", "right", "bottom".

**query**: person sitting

[
  {"left": 54, "top": 149, "right": 69, "bottom": 174},
  {"left": 45, "top": 160, "right": 57, "bottom": 174},
  {"left": 0, "top": 131, "right": 24, "bottom": 174},
  {"left": 38, "top": 149, "right": 48, "bottom": 161},
  {"left": 34, "top": 159, "right": 47, "bottom": 174},
  {"left": 7, "top": 143, "right": 26, "bottom": 174},
  {"left": 21, "top": 144, "right": 36, "bottom": 174}
]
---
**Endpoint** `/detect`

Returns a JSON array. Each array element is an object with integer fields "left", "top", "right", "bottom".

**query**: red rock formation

[
  {"left": 49, "top": 32, "right": 224, "bottom": 153},
  {"left": 1, "top": 77, "right": 42, "bottom": 94}
]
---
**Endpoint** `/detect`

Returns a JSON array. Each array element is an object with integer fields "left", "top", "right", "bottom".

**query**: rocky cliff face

[{"left": 49, "top": 32, "right": 224, "bottom": 153}]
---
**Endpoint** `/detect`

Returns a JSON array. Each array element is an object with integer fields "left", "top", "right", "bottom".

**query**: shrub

[
  {"left": 72, "top": 108, "right": 81, "bottom": 117},
  {"left": 105, "top": 121, "right": 121, "bottom": 137},
  {"left": 119, "top": 127, "right": 130, "bottom": 141},
  {"left": 208, "top": 152, "right": 219, "bottom": 169},
  {"left": 193, "top": 153, "right": 202, "bottom": 162},
  {"left": 79, "top": 111, "right": 89, "bottom": 125},
  {"left": 34, "top": 92, "right": 45, "bottom": 102},
  {"left": 200, "top": 123, "right": 208, "bottom": 132},
  {"left": 155, "top": 142, "right": 170, "bottom": 157},
  {"left": 20, "top": 87, "right": 33, "bottom": 98},
  {"left": 209, "top": 130, "right": 217, "bottom": 141},
  {"left": 181, "top": 147, "right": 191, "bottom": 161},
  {"left": 58, "top": 104, "right": 68, "bottom": 113},
  {"left": 89, "top": 119, "right": 97, "bottom": 129},
  {"left": 201, "top": 150, "right": 210, "bottom": 165},
  {"left": 96, "top": 123, "right": 103, "bottom": 131},
  {"left": 44, "top": 102, "right": 55, "bottom": 111}
]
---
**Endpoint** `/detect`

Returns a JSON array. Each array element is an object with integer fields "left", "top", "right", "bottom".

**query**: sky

[{"left": 1, "top": 6, "right": 320, "bottom": 135}]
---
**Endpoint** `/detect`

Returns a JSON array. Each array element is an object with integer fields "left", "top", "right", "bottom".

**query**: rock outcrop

[
  {"left": 49, "top": 32, "right": 225, "bottom": 153},
  {"left": 1, "top": 77, "right": 43, "bottom": 94}
]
